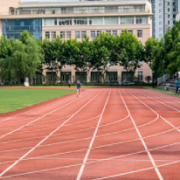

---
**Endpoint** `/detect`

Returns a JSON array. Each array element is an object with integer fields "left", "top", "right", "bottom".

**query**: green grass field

[{"left": 0, "top": 89, "right": 76, "bottom": 114}]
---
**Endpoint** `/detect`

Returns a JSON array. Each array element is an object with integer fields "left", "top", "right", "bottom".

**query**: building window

[
  {"left": 138, "top": 71, "right": 143, "bottom": 81},
  {"left": 59, "top": 19, "right": 72, "bottom": 26},
  {"left": 106, "top": 30, "right": 111, "bottom": 35},
  {"left": 51, "top": 31, "right": 56, "bottom": 39},
  {"left": 44, "top": 18, "right": 57, "bottom": 26},
  {"left": 137, "top": 30, "right": 142, "bottom": 38},
  {"left": 3, "top": 19, "right": 42, "bottom": 40},
  {"left": 81, "top": 31, "right": 86, "bottom": 38},
  {"left": 89, "top": 17, "right": 103, "bottom": 25},
  {"left": 60, "top": 31, "right": 65, "bottom": 39},
  {"left": 74, "top": 18, "right": 88, "bottom": 25},
  {"left": 91, "top": 30, "right": 96, "bottom": 38},
  {"left": 120, "top": 17, "right": 134, "bottom": 24},
  {"left": 128, "top": 30, "right": 133, "bottom": 34},
  {"left": 168, "top": 14, "right": 170, "bottom": 18},
  {"left": 104, "top": 17, "right": 118, "bottom": 25},
  {"left": 75, "top": 31, "right": 80, "bottom": 39},
  {"left": 66, "top": 31, "right": 71, "bottom": 39},
  {"left": 45, "top": 31, "right": 50, "bottom": 39},
  {"left": 112, "top": 30, "right": 117, "bottom": 36},
  {"left": 136, "top": 17, "right": 148, "bottom": 24},
  {"left": 97, "top": 30, "right": 101, "bottom": 36}
]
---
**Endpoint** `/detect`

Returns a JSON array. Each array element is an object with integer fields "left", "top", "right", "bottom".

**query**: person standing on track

[
  {"left": 175, "top": 78, "right": 179, "bottom": 93},
  {"left": 76, "top": 80, "right": 81, "bottom": 97},
  {"left": 68, "top": 79, "right": 71, "bottom": 88}
]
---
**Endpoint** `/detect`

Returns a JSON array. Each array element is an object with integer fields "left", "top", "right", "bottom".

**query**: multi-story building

[
  {"left": 0, "top": 0, "right": 153, "bottom": 84},
  {"left": 150, "top": 0, "right": 178, "bottom": 40}
]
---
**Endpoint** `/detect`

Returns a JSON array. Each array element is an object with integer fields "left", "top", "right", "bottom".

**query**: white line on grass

[
  {"left": 0, "top": 90, "right": 102, "bottom": 178},
  {"left": 76, "top": 90, "right": 111, "bottom": 180},
  {"left": 119, "top": 90, "right": 164, "bottom": 180}
]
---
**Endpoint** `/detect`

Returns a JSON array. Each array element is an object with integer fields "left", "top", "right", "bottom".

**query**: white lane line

[
  {"left": 0, "top": 90, "right": 102, "bottom": 178},
  {"left": 143, "top": 90, "right": 180, "bottom": 103},
  {"left": 0, "top": 114, "right": 128, "bottom": 145},
  {"left": 160, "top": 116, "right": 180, "bottom": 132},
  {"left": 135, "top": 90, "right": 180, "bottom": 112},
  {"left": 0, "top": 90, "right": 86, "bottom": 123},
  {"left": 2, "top": 140, "right": 180, "bottom": 179},
  {"left": 0, "top": 115, "right": 100, "bottom": 144},
  {"left": 0, "top": 91, "right": 92, "bottom": 139},
  {"left": 120, "top": 90, "right": 164, "bottom": 180},
  {"left": 0, "top": 115, "right": 72, "bottom": 130},
  {"left": 76, "top": 90, "right": 111, "bottom": 180},
  {"left": 92, "top": 159, "right": 180, "bottom": 180}
]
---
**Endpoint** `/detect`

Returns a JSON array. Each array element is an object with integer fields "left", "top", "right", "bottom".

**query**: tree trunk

[{"left": 24, "top": 77, "right": 29, "bottom": 87}]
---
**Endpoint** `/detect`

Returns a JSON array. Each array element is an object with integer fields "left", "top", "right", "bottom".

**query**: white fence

[{"left": 157, "top": 74, "right": 170, "bottom": 85}]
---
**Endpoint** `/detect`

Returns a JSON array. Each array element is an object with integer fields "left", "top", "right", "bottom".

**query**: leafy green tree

[
  {"left": 151, "top": 39, "right": 165, "bottom": 77},
  {"left": 91, "top": 37, "right": 110, "bottom": 83},
  {"left": 0, "top": 31, "right": 43, "bottom": 84},
  {"left": 117, "top": 30, "right": 143, "bottom": 75},
  {"left": 144, "top": 37, "right": 158, "bottom": 68}
]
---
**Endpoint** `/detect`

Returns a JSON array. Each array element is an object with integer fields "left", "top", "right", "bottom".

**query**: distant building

[
  {"left": 0, "top": 0, "right": 153, "bottom": 84},
  {"left": 150, "top": 0, "right": 178, "bottom": 40}
]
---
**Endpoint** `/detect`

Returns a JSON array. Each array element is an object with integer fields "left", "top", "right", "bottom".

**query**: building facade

[
  {"left": 150, "top": 0, "right": 178, "bottom": 40},
  {"left": 0, "top": 0, "right": 153, "bottom": 84}
]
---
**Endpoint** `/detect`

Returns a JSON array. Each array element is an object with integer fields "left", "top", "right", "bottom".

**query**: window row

[
  {"left": 44, "top": 16, "right": 148, "bottom": 26},
  {"left": 10, "top": 5, "right": 147, "bottom": 15},
  {"left": 45, "top": 29, "right": 143, "bottom": 40}
]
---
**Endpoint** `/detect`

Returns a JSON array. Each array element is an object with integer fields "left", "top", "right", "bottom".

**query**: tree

[
  {"left": 117, "top": 30, "right": 143, "bottom": 75},
  {"left": 91, "top": 35, "right": 110, "bottom": 83},
  {"left": 0, "top": 31, "right": 43, "bottom": 85},
  {"left": 151, "top": 39, "right": 165, "bottom": 77},
  {"left": 144, "top": 37, "right": 158, "bottom": 68}
]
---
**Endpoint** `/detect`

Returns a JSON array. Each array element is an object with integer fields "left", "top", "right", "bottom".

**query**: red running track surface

[{"left": 0, "top": 88, "right": 180, "bottom": 180}]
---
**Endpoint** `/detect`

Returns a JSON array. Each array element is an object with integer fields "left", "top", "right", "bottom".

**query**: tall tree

[
  {"left": 0, "top": 31, "right": 43, "bottom": 85},
  {"left": 144, "top": 37, "right": 158, "bottom": 68},
  {"left": 117, "top": 30, "right": 143, "bottom": 74}
]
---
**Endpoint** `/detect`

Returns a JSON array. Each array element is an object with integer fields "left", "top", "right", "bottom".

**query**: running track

[{"left": 0, "top": 88, "right": 180, "bottom": 180}]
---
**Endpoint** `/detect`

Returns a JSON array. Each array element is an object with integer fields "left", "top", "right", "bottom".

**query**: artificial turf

[{"left": 0, "top": 89, "right": 76, "bottom": 114}]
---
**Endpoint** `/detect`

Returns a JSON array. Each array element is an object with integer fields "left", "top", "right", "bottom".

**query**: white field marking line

[
  {"left": 92, "top": 159, "right": 180, "bottom": 180},
  {"left": 0, "top": 90, "right": 88, "bottom": 123},
  {"left": 0, "top": 116, "right": 41, "bottom": 125},
  {"left": 2, "top": 140, "right": 180, "bottom": 179},
  {"left": 0, "top": 90, "right": 102, "bottom": 178},
  {"left": 160, "top": 116, "right": 180, "bottom": 132},
  {"left": 0, "top": 91, "right": 93, "bottom": 140},
  {"left": 0, "top": 114, "right": 128, "bottom": 145},
  {"left": 76, "top": 90, "right": 111, "bottom": 180},
  {"left": 0, "top": 115, "right": 72, "bottom": 130},
  {"left": 143, "top": 90, "right": 180, "bottom": 103},
  {"left": 0, "top": 115, "right": 161, "bottom": 153},
  {"left": 120, "top": 90, "right": 164, "bottom": 180},
  {"left": 0, "top": 114, "right": 129, "bottom": 145},
  {"left": 135, "top": 90, "right": 180, "bottom": 113},
  {"left": 0, "top": 115, "right": 101, "bottom": 145},
  {"left": 0, "top": 156, "right": 177, "bottom": 162}
]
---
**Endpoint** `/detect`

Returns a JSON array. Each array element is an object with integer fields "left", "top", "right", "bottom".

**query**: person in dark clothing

[
  {"left": 68, "top": 80, "right": 71, "bottom": 88},
  {"left": 76, "top": 80, "right": 81, "bottom": 97}
]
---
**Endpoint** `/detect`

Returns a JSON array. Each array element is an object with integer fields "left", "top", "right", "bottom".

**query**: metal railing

[
  {"left": 7, "top": 7, "right": 150, "bottom": 16},
  {"left": 157, "top": 74, "right": 170, "bottom": 85}
]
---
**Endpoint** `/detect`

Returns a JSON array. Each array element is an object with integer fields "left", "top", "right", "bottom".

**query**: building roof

[{"left": 18, "top": 0, "right": 151, "bottom": 8}]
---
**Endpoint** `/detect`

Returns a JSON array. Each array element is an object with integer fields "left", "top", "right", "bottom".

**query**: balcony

[{"left": 8, "top": 6, "right": 150, "bottom": 16}]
